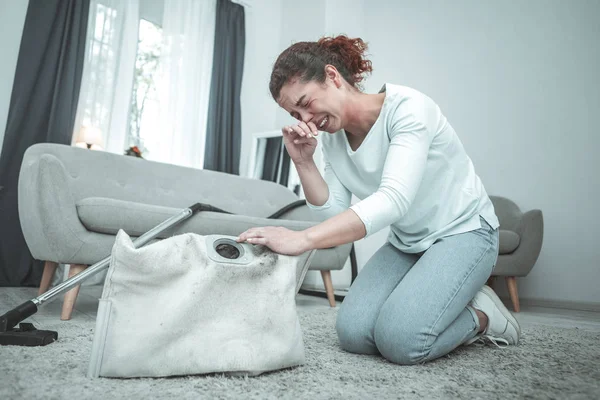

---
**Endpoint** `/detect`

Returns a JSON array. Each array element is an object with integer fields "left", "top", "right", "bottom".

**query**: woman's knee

[
  {"left": 374, "top": 309, "right": 430, "bottom": 365},
  {"left": 335, "top": 303, "right": 378, "bottom": 355}
]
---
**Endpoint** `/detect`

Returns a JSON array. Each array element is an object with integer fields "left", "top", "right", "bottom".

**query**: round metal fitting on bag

[{"left": 214, "top": 239, "right": 243, "bottom": 260}]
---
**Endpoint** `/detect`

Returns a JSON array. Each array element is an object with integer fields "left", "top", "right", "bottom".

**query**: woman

[{"left": 237, "top": 35, "right": 520, "bottom": 365}]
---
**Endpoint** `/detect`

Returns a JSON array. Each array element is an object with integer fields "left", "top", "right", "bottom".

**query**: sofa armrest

[{"left": 19, "top": 153, "right": 88, "bottom": 262}]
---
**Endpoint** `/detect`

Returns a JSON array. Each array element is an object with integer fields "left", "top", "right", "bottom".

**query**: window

[
  {"left": 127, "top": 19, "right": 163, "bottom": 157},
  {"left": 79, "top": 3, "right": 119, "bottom": 134}
]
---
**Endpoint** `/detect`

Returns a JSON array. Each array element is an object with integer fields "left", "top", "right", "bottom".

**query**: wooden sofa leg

[
  {"left": 61, "top": 264, "right": 87, "bottom": 321},
  {"left": 505, "top": 276, "right": 520, "bottom": 313},
  {"left": 320, "top": 270, "right": 336, "bottom": 307},
  {"left": 38, "top": 261, "right": 58, "bottom": 295}
]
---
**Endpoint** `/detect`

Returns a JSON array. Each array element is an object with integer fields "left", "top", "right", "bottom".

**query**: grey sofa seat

[
  {"left": 18, "top": 143, "right": 351, "bottom": 318},
  {"left": 75, "top": 197, "right": 350, "bottom": 269},
  {"left": 489, "top": 195, "right": 544, "bottom": 312}
]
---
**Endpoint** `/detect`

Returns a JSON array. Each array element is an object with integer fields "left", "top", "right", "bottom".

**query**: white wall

[
  {"left": 239, "top": 0, "right": 285, "bottom": 177},
  {"left": 241, "top": 0, "right": 600, "bottom": 307},
  {"left": 361, "top": 0, "right": 600, "bottom": 307},
  {"left": 274, "top": 0, "right": 329, "bottom": 130},
  {"left": 0, "top": 0, "right": 29, "bottom": 152}
]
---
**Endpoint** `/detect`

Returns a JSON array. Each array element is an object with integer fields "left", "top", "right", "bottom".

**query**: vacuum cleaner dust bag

[{"left": 88, "top": 230, "right": 315, "bottom": 378}]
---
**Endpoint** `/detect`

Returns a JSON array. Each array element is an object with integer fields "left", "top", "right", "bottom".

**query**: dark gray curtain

[
  {"left": 0, "top": 0, "right": 90, "bottom": 286},
  {"left": 203, "top": 0, "right": 245, "bottom": 174}
]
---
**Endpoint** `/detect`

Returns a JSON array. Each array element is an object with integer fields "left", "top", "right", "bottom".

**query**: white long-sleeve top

[{"left": 306, "top": 83, "right": 499, "bottom": 253}]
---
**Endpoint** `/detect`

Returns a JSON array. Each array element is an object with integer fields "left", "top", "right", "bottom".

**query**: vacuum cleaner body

[{"left": 88, "top": 230, "right": 315, "bottom": 378}]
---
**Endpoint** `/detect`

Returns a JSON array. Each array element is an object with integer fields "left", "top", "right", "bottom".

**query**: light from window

[
  {"left": 128, "top": 19, "right": 163, "bottom": 158},
  {"left": 80, "top": 3, "right": 118, "bottom": 132}
]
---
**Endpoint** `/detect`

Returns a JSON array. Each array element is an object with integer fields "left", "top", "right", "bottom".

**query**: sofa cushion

[
  {"left": 77, "top": 197, "right": 316, "bottom": 238},
  {"left": 76, "top": 197, "right": 350, "bottom": 270},
  {"left": 499, "top": 230, "right": 520, "bottom": 254}
]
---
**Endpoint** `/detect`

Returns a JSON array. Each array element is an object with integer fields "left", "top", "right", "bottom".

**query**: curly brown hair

[{"left": 269, "top": 35, "right": 373, "bottom": 101}]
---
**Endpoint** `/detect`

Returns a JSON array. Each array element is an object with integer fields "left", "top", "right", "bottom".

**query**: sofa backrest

[{"left": 21, "top": 143, "right": 299, "bottom": 218}]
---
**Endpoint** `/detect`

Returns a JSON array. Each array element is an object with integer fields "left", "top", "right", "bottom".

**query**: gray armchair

[{"left": 489, "top": 195, "right": 544, "bottom": 312}]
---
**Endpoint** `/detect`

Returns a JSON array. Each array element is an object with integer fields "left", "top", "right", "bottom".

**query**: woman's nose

[{"left": 299, "top": 110, "right": 314, "bottom": 124}]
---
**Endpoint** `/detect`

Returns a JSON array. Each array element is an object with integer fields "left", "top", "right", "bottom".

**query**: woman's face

[{"left": 277, "top": 68, "right": 345, "bottom": 133}]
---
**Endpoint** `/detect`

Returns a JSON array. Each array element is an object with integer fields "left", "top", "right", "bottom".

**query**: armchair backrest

[{"left": 489, "top": 195, "right": 522, "bottom": 232}]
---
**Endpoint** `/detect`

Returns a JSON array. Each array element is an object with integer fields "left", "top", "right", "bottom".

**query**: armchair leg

[
  {"left": 38, "top": 261, "right": 58, "bottom": 295},
  {"left": 61, "top": 264, "right": 87, "bottom": 321},
  {"left": 320, "top": 270, "right": 336, "bottom": 307},
  {"left": 505, "top": 276, "right": 520, "bottom": 312}
]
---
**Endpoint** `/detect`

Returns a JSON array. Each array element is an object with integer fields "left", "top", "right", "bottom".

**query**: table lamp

[{"left": 76, "top": 126, "right": 103, "bottom": 150}]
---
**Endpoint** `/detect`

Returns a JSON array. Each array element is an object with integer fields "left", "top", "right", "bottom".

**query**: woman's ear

[{"left": 324, "top": 65, "right": 342, "bottom": 88}]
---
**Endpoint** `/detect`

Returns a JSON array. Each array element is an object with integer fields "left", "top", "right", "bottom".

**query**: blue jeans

[{"left": 336, "top": 217, "right": 499, "bottom": 365}]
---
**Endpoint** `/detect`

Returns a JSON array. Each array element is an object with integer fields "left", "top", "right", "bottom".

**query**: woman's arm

[
  {"left": 303, "top": 160, "right": 352, "bottom": 219},
  {"left": 282, "top": 122, "right": 350, "bottom": 216},
  {"left": 301, "top": 119, "right": 432, "bottom": 249},
  {"left": 238, "top": 97, "right": 435, "bottom": 255},
  {"left": 236, "top": 208, "right": 365, "bottom": 255},
  {"left": 238, "top": 126, "right": 430, "bottom": 256},
  {"left": 237, "top": 157, "right": 356, "bottom": 254},
  {"left": 304, "top": 208, "right": 366, "bottom": 249},
  {"left": 294, "top": 160, "right": 329, "bottom": 206},
  {"left": 350, "top": 122, "right": 431, "bottom": 236}
]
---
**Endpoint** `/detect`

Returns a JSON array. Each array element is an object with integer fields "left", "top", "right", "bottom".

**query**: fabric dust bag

[{"left": 87, "top": 229, "right": 316, "bottom": 378}]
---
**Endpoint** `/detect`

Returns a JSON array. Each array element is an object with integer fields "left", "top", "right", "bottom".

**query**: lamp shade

[{"left": 76, "top": 126, "right": 103, "bottom": 147}]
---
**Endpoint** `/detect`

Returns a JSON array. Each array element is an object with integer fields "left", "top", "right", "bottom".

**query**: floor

[
  {"left": 4, "top": 285, "right": 600, "bottom": 333},
  {"left": 2, "top": 286, "right": 599, "bottom": 399}
]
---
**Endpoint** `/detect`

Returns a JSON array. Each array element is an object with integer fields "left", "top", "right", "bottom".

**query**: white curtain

[
  {"left": 151, "top": 0, "right": 216, "bottom": 169},
  {"left": 72, "top": 0, "right": 139, "bottom": 154},
  {"left": 61, "top": 0, "right": 140, "bottom": 288}
]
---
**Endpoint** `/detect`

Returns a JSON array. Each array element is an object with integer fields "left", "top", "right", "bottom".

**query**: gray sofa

[
  {"left": 19, "top": 143, "right": 351, "bottom": 319},
  {"left": 489, "top": 196, "right": 544, "bottom": 312}
]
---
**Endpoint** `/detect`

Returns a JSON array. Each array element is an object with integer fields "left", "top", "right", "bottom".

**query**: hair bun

[{"left": 317, "top": 35, "right": 373, "bottom": 85}]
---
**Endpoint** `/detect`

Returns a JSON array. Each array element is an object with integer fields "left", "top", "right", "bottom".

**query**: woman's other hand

[{"left": 282, "top": 122, "right": 319, "bottom": 165}]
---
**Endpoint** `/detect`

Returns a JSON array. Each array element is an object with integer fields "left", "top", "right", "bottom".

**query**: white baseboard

[
  {"left": 499, "top": 296, "right": 600, "bottom": 313},
  {"left": 301, "top": 283, "right": 600, "bottom": 313}
]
